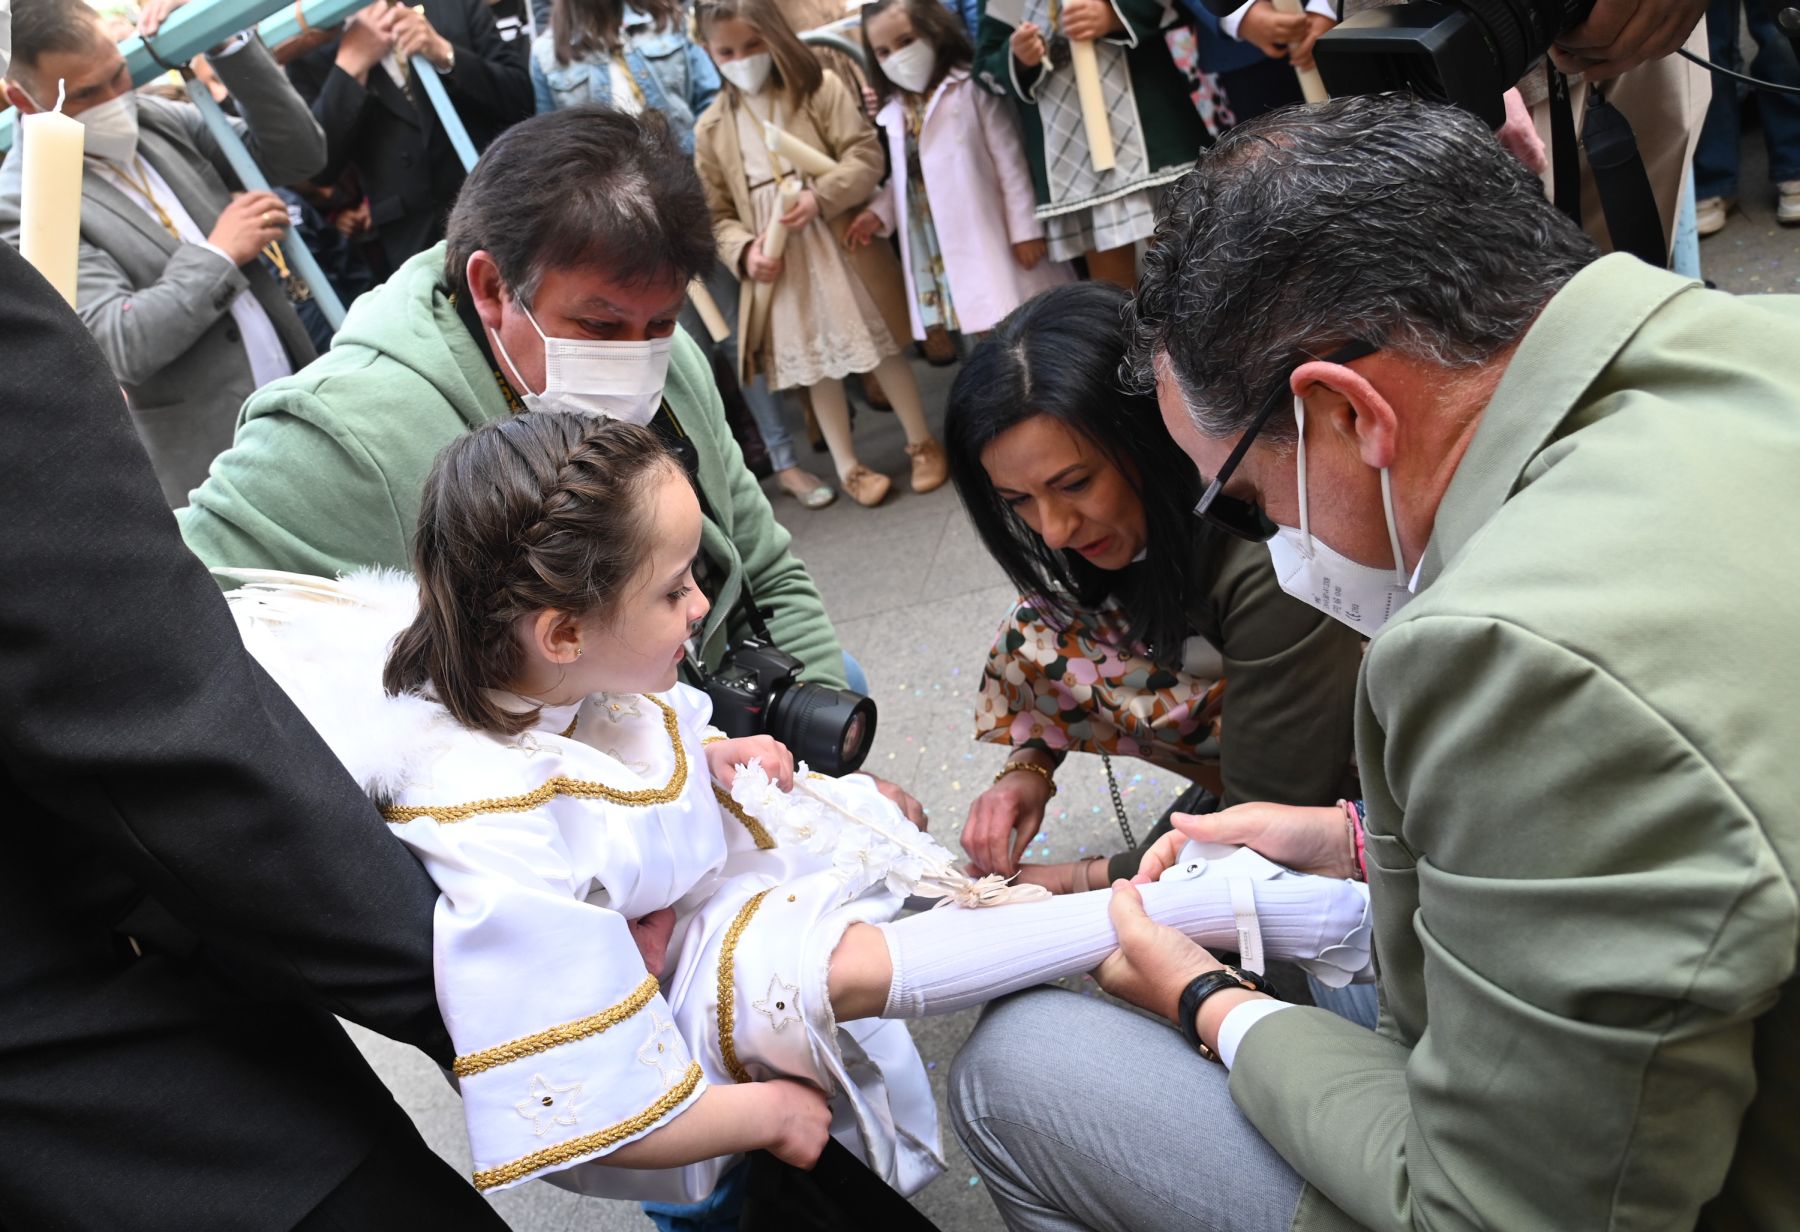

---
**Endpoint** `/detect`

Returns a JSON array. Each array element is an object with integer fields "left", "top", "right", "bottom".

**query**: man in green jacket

[
  {"left": 178, "top": 106, "right": 849, "bottom": 694},
  {"left": 950, "top": 94, "right": 1799, "bottom": 1230}
]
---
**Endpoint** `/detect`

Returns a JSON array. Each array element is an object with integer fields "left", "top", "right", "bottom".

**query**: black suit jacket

[
  {"left": 287, "top": 0, "right": 532, "bottom": 273},
  {"left": 0, "top": 243, "right": 457, "bottom": 1229}
]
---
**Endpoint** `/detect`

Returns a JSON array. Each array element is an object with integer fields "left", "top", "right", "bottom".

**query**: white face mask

[
  {"left": 1, "top": 0, "right": 13, "bottom": 82},
  {"left": 718, "top": 51, "right": 772, "bottom": 94},
  {"left": 881, "top": 40, "right": 937, "bottom": 94},
  {"left": 74, "top": 89, "right": 141, "bottom": 164},
  {"left": 490, "top": 298, "right": 672, "bottom": 426},
  {"left": 1265, "top": 396, "right": 1416, "bottom": 637}
]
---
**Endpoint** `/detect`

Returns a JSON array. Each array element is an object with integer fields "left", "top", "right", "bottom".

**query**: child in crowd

[
  {"left": 693, "top": 0, "right": 948, "bottom": 507},
  {"left": 847, "top": 0, "right": 1073, "bottom": 347},
  {"left": 974, "top": 0, "right": 1209, "bottom": 286},
  {"left": 534, "top": 0, "right": 838, "bottom": 512},
  {"left": 224, "top": 414, "right": 1373, "bottom": 1206},
  {"left": 530, "top": 0, "right": 719, "bottom": 150}
]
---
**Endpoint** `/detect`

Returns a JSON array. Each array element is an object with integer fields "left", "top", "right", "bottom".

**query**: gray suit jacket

[{"left": 0, "top": 39, "right": 324, "bottom": 506}]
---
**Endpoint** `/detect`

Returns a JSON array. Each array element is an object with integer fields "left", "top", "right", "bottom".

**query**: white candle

[
  {"left": 762, "top": 179, "right": 802, "bottom": 261},
  {"left": 19, "top": 83, "right": 85, "bottom": 308},
  {"left": 687, "top": 278, "right": 731, "bottom": 342},
  {"left": 762, "top": 122, "right": 837, "bottom": 178},
  {"left": 1068, "top": 39, "right": 1115, "bottom": 173}
]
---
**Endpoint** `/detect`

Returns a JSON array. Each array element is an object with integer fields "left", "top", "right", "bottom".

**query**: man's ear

[
  {"left": 1292, "top": 359, "right": 1399, "bottom": 471},
  {"left": 4, "top": 80, "right": 40, "bottom": 114},
  {"left": 465, "top": 250, "right": 510, "bottom": 334}
]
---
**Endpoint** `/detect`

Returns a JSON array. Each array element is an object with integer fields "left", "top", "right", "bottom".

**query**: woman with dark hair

[{"left": 947, "top": 281, "right": 1365, "bottom": 892}]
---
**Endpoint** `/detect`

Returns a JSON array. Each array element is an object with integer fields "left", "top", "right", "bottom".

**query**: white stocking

[{"left": 876, "top": 872, "right": 1370, "bottom": 1019}]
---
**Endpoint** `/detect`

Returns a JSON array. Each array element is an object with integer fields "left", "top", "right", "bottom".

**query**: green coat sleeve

[
  {"left": 1204, "top": 539, "right": 1361, "bottom": 807},
  {"left": 672, "top": 332, "right": 847, "bottom": 690},
  {"left": 1228, "top": 614, "right": 1796, "bottom": 1232},
  {"left": 177, "top": 390, "right": 410, "bottom": 580}
]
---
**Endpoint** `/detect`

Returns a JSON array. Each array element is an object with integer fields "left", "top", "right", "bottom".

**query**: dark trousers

[
  {"left": 293, "top": 1133, "right": 509, "bottom": 1231},
  {"left": 1218, "top": 58, "right": 1307, "bottom": 127}
]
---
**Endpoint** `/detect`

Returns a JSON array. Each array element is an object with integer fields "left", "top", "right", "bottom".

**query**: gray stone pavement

[{"left": 348, "top": 132, "right": 1797, "bottom": 1229}]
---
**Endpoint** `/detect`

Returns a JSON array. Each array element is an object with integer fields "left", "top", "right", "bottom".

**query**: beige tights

[{"left": 806, "top": 353, "right": 936, "bottom": 483}]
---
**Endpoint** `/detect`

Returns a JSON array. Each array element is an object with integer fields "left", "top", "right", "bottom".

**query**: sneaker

[
  {"left": 1778, "top": 180, "right": 1800, "bottom": 227},
  {"left": 1695, "top": 195, "right": 1735, "bottom": 237},
  {"left": 906, "top": 439, "right": 949, "bottom": 494}
]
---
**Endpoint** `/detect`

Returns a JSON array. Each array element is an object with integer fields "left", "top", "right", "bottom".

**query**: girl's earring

[{"left": 574, "top": 645, "right": 584, "bottom": 659}]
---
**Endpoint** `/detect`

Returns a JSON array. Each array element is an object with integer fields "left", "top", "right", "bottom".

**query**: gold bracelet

[{"left": 994, "top": 758, "right": 1057, "bottom": 796}]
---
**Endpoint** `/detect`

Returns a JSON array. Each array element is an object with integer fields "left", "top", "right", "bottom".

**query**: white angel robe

[{"left": 224, "top": 570, "right": 944, "bottom": 1202}]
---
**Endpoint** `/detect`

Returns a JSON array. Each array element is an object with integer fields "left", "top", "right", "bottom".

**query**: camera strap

[{"left": 1546, "top": 63, "right": 1667, "bottom": 268}]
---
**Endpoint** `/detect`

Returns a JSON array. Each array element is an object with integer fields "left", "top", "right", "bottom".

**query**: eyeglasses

[{"left": 1191, "top": 341, "right": 1379, "bottom": 542}]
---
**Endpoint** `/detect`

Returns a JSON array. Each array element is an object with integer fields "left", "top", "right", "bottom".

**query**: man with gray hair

[{"left": 950, "top": 93, "right": 1800, "bottom": 1231}]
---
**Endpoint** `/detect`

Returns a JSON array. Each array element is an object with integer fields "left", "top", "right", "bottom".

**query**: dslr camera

[
  {"left": 704, "top": 639, "right": 878, "bottom": 777},
  {"left": 1310, "top": 0, "right": 1595, "bottom": 126}
]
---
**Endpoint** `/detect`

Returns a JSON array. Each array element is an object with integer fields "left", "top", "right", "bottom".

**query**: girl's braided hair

[{"left": 383, "top": 415, "right": 686, "bottom": 736}]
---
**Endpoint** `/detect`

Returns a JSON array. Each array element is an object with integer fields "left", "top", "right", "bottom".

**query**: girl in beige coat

[{"left": 694, "top": 0, "right": 947, "bottom": 506}]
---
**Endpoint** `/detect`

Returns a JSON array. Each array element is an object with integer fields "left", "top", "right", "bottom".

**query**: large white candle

[
  {"left": 19, "top": 84, "right": 85, "bottom": 308},
  {"left": 762, "top": 122, "right": 837, "bottom": 178},
  {"left": 687, "top": 278, "right": 731, "bottom": 342},
  {"left": 1067, "top": 39, "right": 1115, "bottom": 173}
]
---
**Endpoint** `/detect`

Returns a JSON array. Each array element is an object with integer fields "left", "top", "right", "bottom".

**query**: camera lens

[{"left": 766, "top": 683, "right": 879, "bottom": 776}]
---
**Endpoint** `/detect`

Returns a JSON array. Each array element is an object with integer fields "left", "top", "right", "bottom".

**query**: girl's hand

[
  {"left": 1011, "top": 238, "right": 1047, "bottom": 270},
  {"left": 961, "top": 762, "right": 1055, "bottom": 876},
  {"left": 706, "top": 734, "right": 796, "bottom": 790},
  {"left": 744, "top": 236, "right": 783, "bottom": 283},
  {"left": 844, "top": 209, "right": 883, "bottom": 249},
  {"left": 778, "top": 188, "right": 821, "bottom": 231},
  {"left": 755, "top": 1079, "right": 834, "bottom": 1169},
  {"left": 1237, "top": 1, "right": 1307, "bottom": 59},
  {"left": 627, "top": 907, "right": 678, "bottom": 978},
  {"left": 1060, "top": 0, "right": 1123, "bottom": 41},
  {"left": 861, "top": 83, "right": 880, "bottom": 116},
  {"left": 1010, "top": 21, "right": 1048, "bottom": 67}
]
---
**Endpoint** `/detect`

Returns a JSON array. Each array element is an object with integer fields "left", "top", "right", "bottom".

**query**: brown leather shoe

[
  {"left": 906, "top": 439, "right": 948, "bottom": 494},
  {"left": 841, "top": 465, "right": 892, "bottom": 507}
]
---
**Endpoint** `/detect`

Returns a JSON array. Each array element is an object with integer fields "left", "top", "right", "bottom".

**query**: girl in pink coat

[{"left": 846, "top": 0, "right": 1073, "bottom": 344}]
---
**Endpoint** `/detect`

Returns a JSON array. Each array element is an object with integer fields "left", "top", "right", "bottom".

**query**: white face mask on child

[
  {"left": 719, "top": 52, "right": 772, "bottom": 94},
  {"left": 881, "top": 41, "right": 937, "bottom": 94}
]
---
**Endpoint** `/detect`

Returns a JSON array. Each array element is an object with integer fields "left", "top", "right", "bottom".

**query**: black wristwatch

[{"left": 1178, "top": 966, "right": 1274, "bottom": 1062}]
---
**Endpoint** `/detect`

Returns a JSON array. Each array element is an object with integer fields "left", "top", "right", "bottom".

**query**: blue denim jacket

[{"left": 529, "top": 10, "right": 720, "bottom": 151}]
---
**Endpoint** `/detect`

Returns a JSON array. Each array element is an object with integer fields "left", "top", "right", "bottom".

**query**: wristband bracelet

[{"left": 995, "top": 758, "right": 1057, "bottom": 796}]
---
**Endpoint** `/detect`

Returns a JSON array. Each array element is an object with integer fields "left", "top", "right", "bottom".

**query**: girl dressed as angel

[{"left": 226, "top": 413, "right": 1372, "bottom": 1206}]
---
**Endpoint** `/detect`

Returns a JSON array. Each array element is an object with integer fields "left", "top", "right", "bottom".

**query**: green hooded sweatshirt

[{"left": 178, "top": 242, "right": 846, "bottom": 688}]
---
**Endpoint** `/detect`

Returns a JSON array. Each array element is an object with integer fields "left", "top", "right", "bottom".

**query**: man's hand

[
  {"left": 390, "top": 3, "right": 455, "bottom": 72},
  {"left": 1093, "top": 880, "right": 1223, "bottom": 1022},
  {"left": 1133, "top": 802, "right": 1353, "bottom": 883},
  {"left": 744, "top": 235, "right": 783, "bottom": 283},
  {"left": 627, "top": 907, "right": 677, "bottom": 978},
  {"left": 335, "top": 5, "right": 397, "bottom": 82},
  {"left": 1011, "top": 21, "right": 1049, "bottom": 68},
  {"left": 1288, "top": 11, "right": 1335, "bottom": 71},
  {"left": 1060, "top": 0, "right": 1124, "bottom": 41},
  {"left": 844, "top": 209, "right": 883, "bottom": 249},
  {"left": 1011, "top": 238, "right": 1047, "bottom": 270},
  {"left": 1237, "top": 1, "right": 1308, "bottom": 60},
  {"left": 755, "top": 1079, "right": 834, "bottom": 1168},
  {"left": 706, "top": 734, "right": 795, "bottom": 791},
  {"left": 865, "top": 773, "right": 928, "bottom": 831},
  {"left": 778, "top": 188, "right": 821, "bottom": 232},
  {"left": 961, "top": 762, "right": 1054, "bottom": 875},
  {"left": 208, "top": 191, "right": 290, "bottom": 266},
  {"left": 1550, "top": 0, "right": 1705, "bottom": 80},
  {"left": 1495, "top": 86, "right": 1548, "bottom": 174},
  {"left": 137, "top": 0, "right": 190, "bottom": 40}
]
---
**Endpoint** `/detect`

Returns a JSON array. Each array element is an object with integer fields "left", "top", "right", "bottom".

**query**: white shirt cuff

[
  {"left": 210, "top": 31, "right": 256, "bottom": 56},
  {"left": 199, "top": 241, "right": 242, "bottom": 268},
  {"left": 1222, "top": 0, "right": 1335, "bottom": 40},
  {"left": 1220, "top": 0, "right": 1256, "bottom": 40},
  {"left": 1217, "top": 998, "right": 1294, "bottom": 1069}
]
